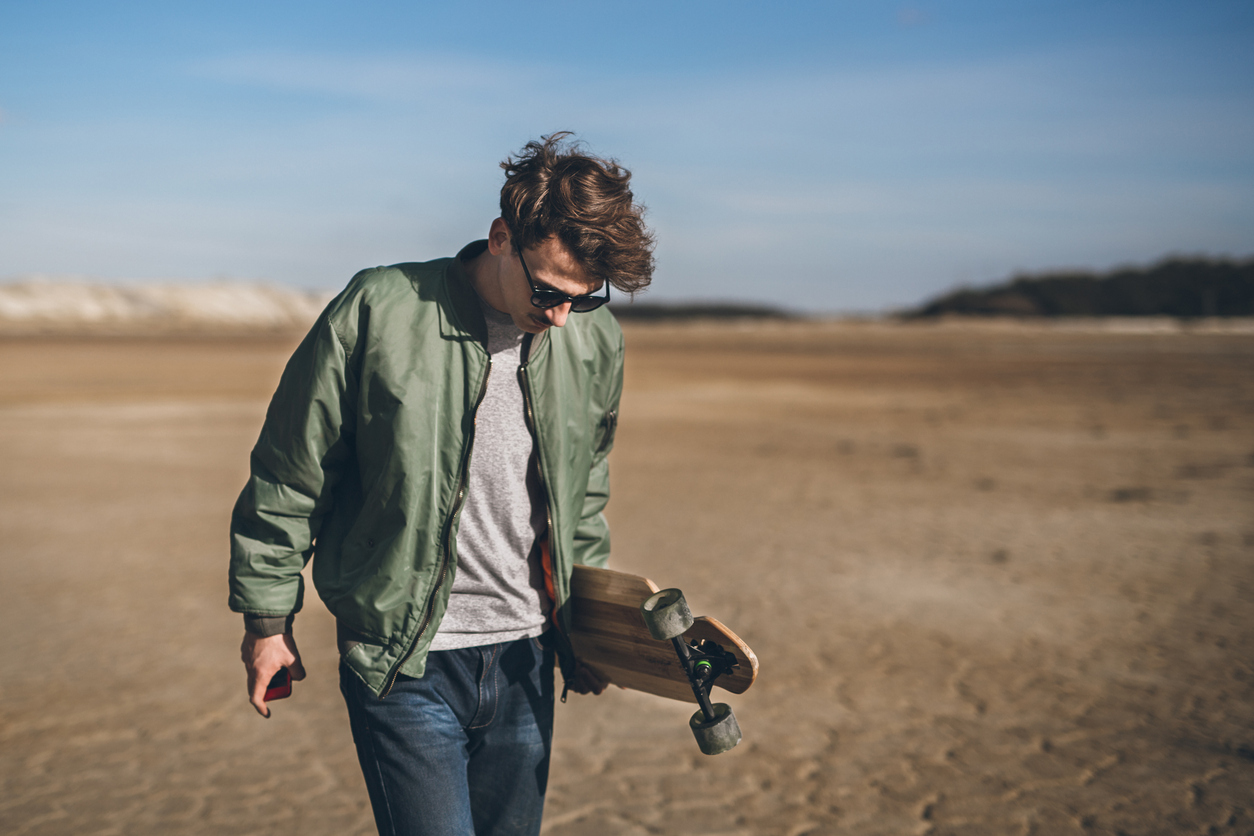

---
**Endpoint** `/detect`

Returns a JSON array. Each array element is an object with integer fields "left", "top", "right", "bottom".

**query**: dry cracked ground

[{"left": 1, "top": 320, "right": 1252, "bottom": 835}]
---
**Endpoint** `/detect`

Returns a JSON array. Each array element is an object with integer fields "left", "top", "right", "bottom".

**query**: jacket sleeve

[
  {"left": 228, "top": 307, "right": 358, "bottom": 619},
  {"left": 570, "top": 329, "right": 624, "bottom": 568}
]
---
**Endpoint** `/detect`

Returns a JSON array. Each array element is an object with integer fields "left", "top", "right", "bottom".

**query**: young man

[{"left": 229, "top": 133, "right": 655, "bottom": 835}]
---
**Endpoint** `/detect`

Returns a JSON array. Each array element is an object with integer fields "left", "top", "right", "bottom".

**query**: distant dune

[
  {"left": 908, "top": 255, "right": 1254, "bottom": 318},
  {"left": 0, "top": 278, "right": 801, "bottom": 334},
  {"left": 5, "top": 275, "right": 1254, "bottom": 337},
  {"left": 0, "top": 278, "right": 335, "bottom": 334},
  {"left": 608, "top": 301, "right": 793, "bottom": 321}
]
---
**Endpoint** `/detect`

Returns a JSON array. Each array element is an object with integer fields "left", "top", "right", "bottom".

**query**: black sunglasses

[{"left": 517, "top": 247, "right": 610, "bottom": 312}]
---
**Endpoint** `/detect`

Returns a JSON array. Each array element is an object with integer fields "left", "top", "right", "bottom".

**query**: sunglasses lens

[
  {"left": 530, "top": 291, "right": 566, "bottom": 309},
  {"left": 570, "top": 296, "right": 608, "bottom": 312}
]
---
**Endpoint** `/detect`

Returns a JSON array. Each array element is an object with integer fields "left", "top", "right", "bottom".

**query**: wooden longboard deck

[{"left": 567, "top": 565, "right": 759, "bottom": 703}]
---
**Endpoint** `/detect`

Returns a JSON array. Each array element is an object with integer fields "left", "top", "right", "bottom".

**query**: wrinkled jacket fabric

[{"left": 229, "top": 243, "right": 622, "bottom": 697}]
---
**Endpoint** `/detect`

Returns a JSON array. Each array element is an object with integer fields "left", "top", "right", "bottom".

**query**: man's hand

[
  {"left": 240, "top": 632, "right": 306, "bottom": 718},
  {"left": 566, "top": 660, "right": 611, "bottom": 696}
]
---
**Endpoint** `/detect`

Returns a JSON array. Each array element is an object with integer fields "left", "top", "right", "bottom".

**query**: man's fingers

[
  {"left": 248, "top": 672, "right": 271, "bottom": 718},
  {"left": 580, "top": 671, "right": 604, "bottom": 695},
  {"left": 281, "top": 634, "right": 305, "bottom": 680},
  {"left": 584, "top": 662, "right": 610, "bottom": 693},
  {"left": 571, "top": 662, "right": 610, "bottom": 696}
]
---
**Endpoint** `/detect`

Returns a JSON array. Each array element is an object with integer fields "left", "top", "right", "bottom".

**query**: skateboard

[{"left": 567, "top": 564, "right": 759, "bottom": 754}]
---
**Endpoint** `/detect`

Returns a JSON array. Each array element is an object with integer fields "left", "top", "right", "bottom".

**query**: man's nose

[{"left": 548, "top": 303, "right": 572, "bottom": 328}]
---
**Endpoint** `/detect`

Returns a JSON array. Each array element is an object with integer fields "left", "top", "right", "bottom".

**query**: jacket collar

[
  {"left": 440, "top": 240, "right": 490, "bottom": 343},
  {"left": 442, "top": 239, "right": 551, "bottom": 359}
]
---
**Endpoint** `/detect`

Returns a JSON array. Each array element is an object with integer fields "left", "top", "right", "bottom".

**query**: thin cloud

[
  {"left": 897, "top": 6, "right": 931, "bottom": 27},
  {"left": 189, "top": 51, "right": 539, "bottom": 102}
]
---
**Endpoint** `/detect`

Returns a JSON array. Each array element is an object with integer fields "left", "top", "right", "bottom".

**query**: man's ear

[{"left": 487, "top": 217, "right": 511, "bottom": 256}]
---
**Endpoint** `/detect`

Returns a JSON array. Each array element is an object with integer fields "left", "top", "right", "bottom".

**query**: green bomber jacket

[{"left": 228, "top": 241, "right": 623, "bottom": 697}]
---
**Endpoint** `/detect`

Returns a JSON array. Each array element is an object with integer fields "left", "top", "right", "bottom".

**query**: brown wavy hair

[{"left": 500, "top": 132, "right": 655, "bottom": 293}]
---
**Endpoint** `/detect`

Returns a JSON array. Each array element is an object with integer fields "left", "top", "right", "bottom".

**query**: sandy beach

[{"left": 2, "top": 320, "right": 1252, "bottom": 835}]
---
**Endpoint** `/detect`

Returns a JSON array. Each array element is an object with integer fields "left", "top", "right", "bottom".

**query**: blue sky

[{"left": 2, "top": 1, "right": 1251, "bottom": 312}]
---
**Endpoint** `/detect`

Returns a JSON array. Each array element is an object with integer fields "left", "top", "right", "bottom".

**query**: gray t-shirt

[{"left": 429, "top": 300, "right": 550, "bottom": 650}]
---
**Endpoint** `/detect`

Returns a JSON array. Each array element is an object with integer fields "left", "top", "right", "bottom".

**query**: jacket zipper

[
  {"left": 380, "top": 355, "right": 493, "bottom": 697},
  {"left": 518, "top": 334, "right": 577, "bottom": 699},
  {"left": 521, "top": 333, "right": 556, "bottom": 589},
  {"left": 518, "top": 341, "right": 554, "bottom": 582}
]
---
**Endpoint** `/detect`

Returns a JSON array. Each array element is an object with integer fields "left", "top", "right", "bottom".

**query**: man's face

[{"left": 489, "top": 221, "right": 603, "bottom": 334}]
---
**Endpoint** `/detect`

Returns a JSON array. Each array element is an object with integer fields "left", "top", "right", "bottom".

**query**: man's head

[
  {"left": 473, "top": 133, "right": 655, "bottom": 333},
  {"left": 499, "top": 132, "right": 655, "bottom": 295},
  {"left": 483, "top": 217, "right": 603, "bottom": 333}
]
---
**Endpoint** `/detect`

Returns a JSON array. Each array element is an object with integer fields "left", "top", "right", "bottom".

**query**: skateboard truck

[
  {"left": 641, "top": 589, "right": 744, "bottom": 755},
  {"left": 673, "top": 637, "right": 739, "bottom": 717}
]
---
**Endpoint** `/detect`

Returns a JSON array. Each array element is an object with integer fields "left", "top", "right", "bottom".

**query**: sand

[{"left": 1, "top": 321, "right": 1252, "bottom": 835}]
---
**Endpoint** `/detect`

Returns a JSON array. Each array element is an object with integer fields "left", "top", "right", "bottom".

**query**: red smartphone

[{"left": 264, "top": 668, "right": 292, "bottom": 701}]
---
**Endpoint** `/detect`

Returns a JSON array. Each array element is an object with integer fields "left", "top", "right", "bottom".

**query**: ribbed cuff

[{"left": 244, "top": 614, "right": 294, "bottom": 637}]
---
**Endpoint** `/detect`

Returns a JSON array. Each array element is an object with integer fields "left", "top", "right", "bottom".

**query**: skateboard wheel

[
  {"left": 689, "top": 703, "right": 741, "bottom": 755},
  {"left": 640, "top": 588, "right": 694, "bottom": 640}
]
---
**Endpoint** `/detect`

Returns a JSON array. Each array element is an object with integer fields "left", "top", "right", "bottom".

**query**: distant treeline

[
  {"left": 909, "top": 256, "right": 1254, "bottom": 318},
  {"left": 608, "top": 301, "right": 793, "bottom": 321}
]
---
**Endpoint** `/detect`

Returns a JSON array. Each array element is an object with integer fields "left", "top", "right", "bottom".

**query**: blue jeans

[{"left": 340, "top": 636, "right": 555, "bottom": 836}]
